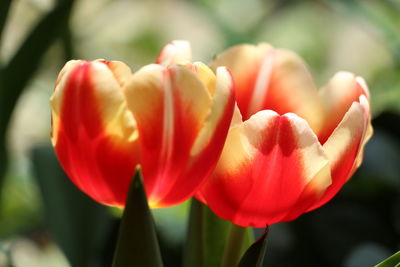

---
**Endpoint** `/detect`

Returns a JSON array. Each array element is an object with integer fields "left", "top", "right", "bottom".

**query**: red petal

[
  {"left": 51, "top": 60, "right": 139, "bottom": 206},
  {"left": 124, "top": 64, "right": 234, "bottom": 207},
  {"left": 197, "top": 111, "right": 331, "bottom": 227},
  {"left": 318, "top": 72, "right": 369, "bottom": 143},
  {"left": 211, "top": 44, "right": 324, "bottom": 133},
  {"left": 308, "top": 98, "right": 369, "bottom": 211},
  {"left": 156, "top": 40, "right": 192, "bottom": 66}
]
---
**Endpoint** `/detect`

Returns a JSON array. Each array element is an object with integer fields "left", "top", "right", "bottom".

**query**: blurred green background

[{"left": 0, "top": 0, "right": 399, "bottom": 266}]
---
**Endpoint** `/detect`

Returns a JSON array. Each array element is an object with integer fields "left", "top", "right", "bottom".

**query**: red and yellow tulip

[
  {"left": 160, "top": 42, "right": 372, "bottom": 227},
  {"left": 50, "top": 58, "right": 235, "bottom": 208}
]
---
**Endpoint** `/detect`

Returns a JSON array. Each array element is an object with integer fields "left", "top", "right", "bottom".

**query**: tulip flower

[
  {"left": 50, "top": 59, "right": 235, "bottom": 208},
  {"left": 159, "top": 41, "right": 372, "bottom": 227}
]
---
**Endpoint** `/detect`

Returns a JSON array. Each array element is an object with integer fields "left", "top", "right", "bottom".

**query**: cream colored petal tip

[{"left": 157, "top": 40, "right": 192, "bottom": 66}]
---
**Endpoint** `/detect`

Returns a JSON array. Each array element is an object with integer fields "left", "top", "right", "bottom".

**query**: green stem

[
  {"left": 221, "top": 224, "right": 248, "bottom": 267},
  {"left": 183, "top": 198, "right": 204, "bottom": 267},
  {"left": 185, "top": 198, "right": 241, "bottom": 267}
]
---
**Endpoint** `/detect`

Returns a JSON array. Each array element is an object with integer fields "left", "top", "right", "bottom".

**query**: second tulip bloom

[{"left": 159, "top": 41, "right": 373, "bottom": 227}]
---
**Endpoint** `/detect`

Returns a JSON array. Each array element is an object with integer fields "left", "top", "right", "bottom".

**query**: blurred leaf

[
  {"left": 184, "top": 199, "right": 253, "bottom": 267},
  {"left": 0, "top": 0, "right": 75, "bottom": 204},
  {"left": 61, "top": 24, "right": 74, "bottom": 61},
  {"left": 112, "top": 168, "right": 163, "bottom": 267},
  {"left": 31, "top": 143, "right": 114, "bottom": 267},
  {"left": 375, "top": 250, "right": 400, "bottom": 267},
  {"left": 129, "top": 29, "right": 163, "bottom": 57},
  {"left": 0, "top": 0, "right": 12, "bottom": 48},
  {"left": 324, "top": 0, "right": 400, "bottom": 66},
  {"left": 0, "top": 0, "right": 75, "bottom": 129},
  {"left": 238, "top": 227, "right": 269, "bottom": 267}
]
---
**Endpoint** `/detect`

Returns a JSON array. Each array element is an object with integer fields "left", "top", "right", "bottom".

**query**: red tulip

[
  {"left": 51, "top": 60, "right": 139, "bottom": 206},
  {"left": 191, "top": 43, "right": 373, "bottom": 227},
  {"left": 51, "top": 58, "right": 235, "bottom": 208}
]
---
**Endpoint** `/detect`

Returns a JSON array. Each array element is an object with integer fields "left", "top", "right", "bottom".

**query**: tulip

[
  {"left": 51, "top": 60, "right": 139, "bottom": 207},
  {"left": 50, "top": 58, "right": 235, "bottom": 208},
  {"left": 162, "top": 42, "right": 372, "bottom": 227}
]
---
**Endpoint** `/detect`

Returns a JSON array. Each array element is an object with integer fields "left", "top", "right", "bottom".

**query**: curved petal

[
  {"left": 197, "top": 111, "right": 331, "bottom": 227},
  {"left": 308, "top": 97, "right": 369, "bottom": 211},
  {"left": 125, "top": 64, "right": 232, "bottom": 207},
  {"left": 188, "top": 61, "right": 217, "bottom": 96},
  {"left": 318, "top": 72, "right": 370, "bottom": 144},
  {"left": 355, "top": 95, "right": 373, "bottom": 168},
  {"left": 50, "top": 60, "right": 139, "bottom": 207},
  {"left": 210, "top": 43, "right": 323, "bottom": 133},
  {"left": 156, "top": 40, "right": 192, "bottom": 66},
  {"left": 161, "top": 67, "right": 236, "bottom": 206}
]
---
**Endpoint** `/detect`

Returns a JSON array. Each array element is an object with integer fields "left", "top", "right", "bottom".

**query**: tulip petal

[
  {"left": 159, "top": 67, "right": 236, "bottom": 207},
  {"left": 318, "top": 72, "right": 370, "bottom": 143},
  {"left": 50, "top": 60, "right": 139, "bottom": 206},
  {"left": 355, "top": 95, "right": 373, "bottom": 168},
  {"left": 197, "top": 111, "right": 331, "bottom": 227},
  {"left": 308, "top": 97, "right": 369, "bottom": 211},
  {"left": 211, "top": 43, "right": 324, "bottom": 133},
  {"left": 156, "top": 40, "right": 192, "bottom": 66},
  {"left": 189, "top": 62, "right": 217, "bottom": 96},
  {"left": 125, "top": 64, "right": 220, "bottom": 208}
]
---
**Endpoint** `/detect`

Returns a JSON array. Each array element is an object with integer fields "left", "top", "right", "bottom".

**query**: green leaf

[
  {"left": 31, "top": 143, "right": 115, "bottom": 267},
  {"left": 238, "top": 227, "right": 269, "bottom": 267},
  {"left": 375, "top": 251, "right": 400, "bottom": 267},
  {"left": 0, "top": 0, "right": 75, "bottom": 206},
  {"left": 1, "top": 0, "right": 75, "bottom": 129},
  {"left": 184, "top": 199, "right": 253, "bottom": 267},
  {"left": 0, "top": 0, "right": 13, "bottom": 49},
  {"left": 112, "top": 168, "right": 163, "bottom": 267}
]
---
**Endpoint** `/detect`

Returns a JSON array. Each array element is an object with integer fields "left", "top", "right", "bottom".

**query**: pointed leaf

[
  {"left": 112, "top": 169, "right": 163, "bottom": 267},
  {"left": 238, "top": 227, "right": 269, "bottom": 267},
  {"left": 375, "top": 251, "right": 400, "bottom": 267}
]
